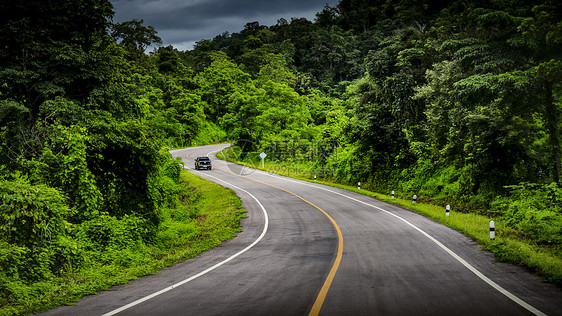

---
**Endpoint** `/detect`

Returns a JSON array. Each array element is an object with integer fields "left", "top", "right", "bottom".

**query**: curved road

[{"left": 42, "top": 144, "right": 562, "bottom": 316}]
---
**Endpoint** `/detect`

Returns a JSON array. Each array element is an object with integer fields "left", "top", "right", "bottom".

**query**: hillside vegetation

[
  {"left": 0, "top": 0, "right": 561, "bottom": 313},
  {"left": 185, "top": 0, "right": 561, "bottom": 269}
]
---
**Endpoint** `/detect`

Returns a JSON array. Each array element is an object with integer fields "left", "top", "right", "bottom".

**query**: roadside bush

[
  {"left": 155, "top": 209, "right": 197, "bottom": 248},
  {"left": 161, "top": 156, "right": 183, "bottom": 184},
  {"left": 0, "top": 242, "right": 28, "bottom": 282},
  {"left": 492, "top": 183, "right": 562, "bottom": 248},
  {"left": 147, "top": 150, "right": 184, "bottom": 213},
  {"left": 0, "top": 176, "right": 71, "bottom": 249},
  {"left": 0, "top": 176, "right": 77, "bottom": 306},
  {"left": 25, "top": 125, "right": 103, "bottom": 221},
  {"left": 75, "top": 214, "right": 148, "bottom": 255},
  {"left": 193, "top": 121, "right": 228, "bottom": 145}
]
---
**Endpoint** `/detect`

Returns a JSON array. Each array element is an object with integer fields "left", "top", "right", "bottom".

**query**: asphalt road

[{"left": 41, "top": 144, "right": 562, "bottom": 316}]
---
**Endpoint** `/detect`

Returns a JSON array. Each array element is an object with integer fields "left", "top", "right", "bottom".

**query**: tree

[
  {"left": 518, "top": 1, "right": 562, "bottom": 183},
  {"left": 111, "top": 19, "right": 162, "bottom": 53},
  {"left": 411, "top": 0, "right": 561, "bottom": 194},
  {"left": 0, "top": 0, "right": 114, "bottom": 118},
  {"left": 194, "top": 52, "right": 254, "bottom": 123}
]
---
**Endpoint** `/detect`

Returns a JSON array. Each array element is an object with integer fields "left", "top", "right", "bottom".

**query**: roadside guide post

[
  {"left": 490, "top": 221, "right": 495, "bottom": 240},
  {"left": 259, "top": 152, "right": 267, "bottom": 169},
  {"left": 391, "top": 190, "right": 395, "bottom": 200},
  {"left": 446, "top": 204, "right": 450, "bottom": 216}
]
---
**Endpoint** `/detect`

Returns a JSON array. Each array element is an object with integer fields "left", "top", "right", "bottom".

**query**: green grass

[
  {"left": 217, "top": 149, "right": 562, "bottom": 286},
  {"left": 1, "top": 170, "right": 246, "bottom": 316}
]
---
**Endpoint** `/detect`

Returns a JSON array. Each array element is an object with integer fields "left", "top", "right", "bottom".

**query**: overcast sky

[{"left": 110, "top": 0, "right": 340, "bottom": 51}]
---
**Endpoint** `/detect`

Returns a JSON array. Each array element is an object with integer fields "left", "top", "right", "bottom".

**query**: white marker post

[
  {"left": 412, "top": 194, "right": 417, "bottom": 204},
  {"left": 490, "top": 221, "right": 495, "bottom": 240},
  {"left": 259, "top": 152, "right": 267, "bottom": 169},
  {"left": 446, "top": 204, "right": 450, "bottom": 216},
  {"left": 358, "top": 182, "right": 361, "bottom": 190},
  {"left": 391, "top": 190, "right": 395, "bottom": 200},
  {"left": 314, "top": 175, "right": 317, "bottom": 181}
]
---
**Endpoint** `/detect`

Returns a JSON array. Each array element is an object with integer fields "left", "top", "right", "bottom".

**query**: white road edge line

[
  {"left": 101, "top": 167, "right": 269, "bottom": 316},
  {"left": 259, "top": 171, "right": 546, "bottom": 316}
]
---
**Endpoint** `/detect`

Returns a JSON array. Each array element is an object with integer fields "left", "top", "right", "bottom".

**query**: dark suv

[{"left": 195, "top": 157, "right": 212, "bottom": 170}]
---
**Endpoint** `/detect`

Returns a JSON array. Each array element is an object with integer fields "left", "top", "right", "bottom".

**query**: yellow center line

[{"left": 213, "top": 166, "right": 343, "bottom": 316}]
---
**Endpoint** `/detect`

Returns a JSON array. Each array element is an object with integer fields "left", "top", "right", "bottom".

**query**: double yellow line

[
  {"left": 229, "top": 172, "right": 343, "bottom": 316},
  {"left": 186, "top": 150, "right": 343, "bottom": 315}
]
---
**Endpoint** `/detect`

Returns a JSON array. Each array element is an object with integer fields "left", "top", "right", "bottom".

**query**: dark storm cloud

[{"left": 111, "top": 0, "right": 339, "bottom": 51}]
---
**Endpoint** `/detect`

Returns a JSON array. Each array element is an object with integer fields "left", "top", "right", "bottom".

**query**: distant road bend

[{"left": 41, "top": 144, "right": 562, "bottom": 316}]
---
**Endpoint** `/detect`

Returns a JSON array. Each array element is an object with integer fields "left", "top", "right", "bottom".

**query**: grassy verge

[
  {"left": 2, "top": 170, "right": 246, "bottom": 316},
  {"left": 217, "top": 149, "right": 562, "bottom": 286}
]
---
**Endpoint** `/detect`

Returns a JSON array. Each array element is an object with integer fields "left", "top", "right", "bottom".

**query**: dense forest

[
  {"left": 0, "top": 0, "right": 561, "bottom": 313},
  {"left": 186, "top": 0, "right": 561, "bottom": 245}
]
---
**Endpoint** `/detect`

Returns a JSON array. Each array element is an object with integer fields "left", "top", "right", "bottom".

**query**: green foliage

[
  {"left": 0, "top": 176, "right": 83, "bottom": 288},
  {"left": 0, "top": 0, "right": 114, "bottom": 114},
  {"left": 26, "top": 125, "right": 102, "bottom": 220},
  {"left": 147, "top": 150, "right": 184, "bottom": 211},
  {"left": 492, "top": 183, "right": 562, "bottom": 247},
  {"left": 111, "top": 19, "right": 162, "bottom": 53},
  {"left": 0, "top": 100, "right": 33, "bottom": 166},
  {"left": 0, "top": 170, "right": 246, "bottom": 315},
  {"left": 193, "top": 121, "right": 228, "bottom": 145},
  {"left": 195, "top": 52, "right": 254, "bottom": 123},
  {"left": 0, "top": 176, "right": 71, "bottom": 248},
  {"left": 74, "top": 214, "right": 149, "bottom": 265}
]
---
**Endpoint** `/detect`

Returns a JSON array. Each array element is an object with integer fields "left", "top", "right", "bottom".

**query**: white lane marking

[
  {"left": 205, "top": 147, "right": 546, "bottom": 315},
  {"left": 102, "top": 170, "right": 269, "bottom": 316},
  {"left": 258, "top": 172, "right": 546, "bottom": 316}
]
